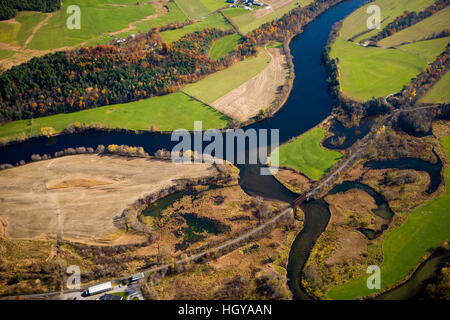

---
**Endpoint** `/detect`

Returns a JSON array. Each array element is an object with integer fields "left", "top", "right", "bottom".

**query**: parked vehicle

[{"left": 83, "top": 282, "right": 112, "bottom": 296}]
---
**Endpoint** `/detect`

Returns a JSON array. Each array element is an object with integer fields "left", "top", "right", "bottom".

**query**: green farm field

[
  {"left": 396, "top": 37, "right": 450, "bottom": 63},
  {"left": 272, "top": 127, "right": 342, "bottom": 180},
  {"left": 183, "top": 48, "right": 271, "bottom": 104},
  {"left": 328, "top": 136, "right": 450, "bottom": 300},
  {"left": 0, "top": 11, "right": 47, "bottom": 47},
  {"left": 378, "top": 6, "right": 450, "bottom": 48},
  {"left": 339, "top": 0, "right": 436, "bottom": 43},
  {"left": 331, "top": 0, "right": 450, "bottom": 101},
  {"left": 331, "top": 1, "right": 450, "bottom": 102},
  {"left": 421, "top": 71, "right": 450, "bottom": 103},
  {"left": 173, "top": 0, "right": 221, "bottom": 19},
  {"left": 160, "top": 13, "right": 232, "bottom": 43},
  {"left": 199, "top": 0, "right": 228, "bottom": 12},
  {"left": 0, "top": 92, "right": 230, "bottom": 141},
  {"left": 222, "top": 0, "right": 310, "bottom": 35},
  {"left": 27, "top": 0, "right": 156, "bottom": 50},
  {"left": 331, "top": 38, "right": 430, "bottom": 101},
  {"left": 209, "top": 33, "right": 242, "bottom": 60},
  {"left": 116, "top": 2, "right": 187, "bottom": 39}
]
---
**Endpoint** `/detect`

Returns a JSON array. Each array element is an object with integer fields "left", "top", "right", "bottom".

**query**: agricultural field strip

[
  {"left": 275, "top": 128, "right": 343, "bottom": 180},
  {"left": 396, "top": 37, "right": 450, "bottom": 64},
  {"left": 340, "top": 0, "right": 436, "bottom": 43},
  {"left": 330, "top": 38, "right": 431, "bottom": 101},
  {"left": 331, "top": 0, "right": 450, "bottom": 101},
  {"left": 209, "top": 33, "right": 242, "bottom": 60},
  {"left": 421, "top": 70, "right": 450, "bottom": 103},
  {"left": 223, "top": 1, "right": 305, "bottom": 35},
  {"left": 0, "top": 91, "right": 230, "bottom": 140},
  {"left": 0, "top": 0, "right": 168, "bottom": 59},
  {"left": 378, "top": 6, "right": 450, "bottom": 48},
  {"left": 209, "top": 46, "right": 289, "bottom": 121},
  {"left": 182, "top": 48, "right": 272, "bottom": 105},
  {"left": 173, "top": 0, "right": 228, "bottom": 20}
]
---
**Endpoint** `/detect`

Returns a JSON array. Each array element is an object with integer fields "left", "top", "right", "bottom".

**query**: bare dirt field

[
  {"left": 210, "top": 47, "right": 289, "bottom": 121},
  {"left": 0, "top": 154, "right": 218, "bottom": 241}
]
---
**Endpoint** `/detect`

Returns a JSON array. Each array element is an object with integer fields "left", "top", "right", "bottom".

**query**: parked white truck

[{"left": 83, "top": 282, "right": 113, "bottom": 296}]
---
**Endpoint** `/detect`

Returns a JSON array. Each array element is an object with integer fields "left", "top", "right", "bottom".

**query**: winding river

[{"left": 2, "top": 0, "right": 439, "bottom": 300}]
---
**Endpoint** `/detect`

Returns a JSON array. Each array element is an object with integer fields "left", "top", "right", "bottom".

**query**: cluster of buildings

[{"left": 226, "top": 0, "right": 264, "bottom": 9}]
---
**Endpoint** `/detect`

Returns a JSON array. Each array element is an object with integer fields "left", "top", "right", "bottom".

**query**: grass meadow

[
  {"left": 0, "top": 50, "right": 15, "bottom": 60},
  {"left": 378, "top": 6, "right": 450, "bottom": 48},
  {"left": 209, "top": 33, "right": 242, "bottom": 60},
  {"left": 0, "top": 92, "right": 230, "bottom": 141},
  {"left": 199, "top": 0, "right": 227, "bottom": 12},
  {"left": 421, "top": 71, "right": 450, "bottom": 104},
  {"left": 272, "top": 127, "right": 342, "bottom": 180},
  {"left": 328, "top": 136, "right": 450, "bottom": 300},
  {"left": 222, "top": 0, "right": 309, "bottom": 35},
  {"left": 173, "top": 0, "right": 212, "bottom": 19},
  {"left": 0, "top": 11, "right": 47, "bottom": 47},
  {"left": 173, "top": 0, "right": 226, "bottom": 20},
  {"left": 27, "top": 0, "right": 156, "bottom": 50},
  {"left": 396, "top": 37, "right": 450, "bottom": 63},
  {"left": 330, "top": 38, "right": 429, "bottom": 101},
  {"left": 116, "top": 2, "right": 188, "bottom": 39},
  {"left": 338, "top": 0, "right": 436, "bottom": 42},
  {"left": 160, "top": 12, "right": 232, "bottom": 43}
]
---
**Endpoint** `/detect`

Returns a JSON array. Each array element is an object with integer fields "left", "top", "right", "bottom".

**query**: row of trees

[
  {"left": 323, "top": 21, "right": 342, "bottom": 101},
  {"left": 0, "top": 0, "right": 61, "bottom": 20}
]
